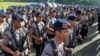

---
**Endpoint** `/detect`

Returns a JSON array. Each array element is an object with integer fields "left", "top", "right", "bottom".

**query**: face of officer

[
  {"left": 6, "top": 13, "right": 11, "bottom": 18},
  {"left": 69, "top": 19, "right": 78, "bottom": 28},
  {"left": 56, "top": 29, "right": 69, "bottom": 41},
  {"left": 50, "top": 12, "right": 56, "bottom": 18},
  {"left": 86, "top": 11, "right": 91, "bottom": 15},
  {"left": 13, "top": 19, "right": 22, "bottom": 29},
  {"left": 32, "top": 12, "right": 36, "bottom": 16},
  {"left": 0, "top": 15, "right": 5, "bottom": 23},
  {"left": 36, "top": 16, "right": 43, "bottom": 22},
  {"left": 70, "top": 10, "right": 74, "bottom": 14},
  {"left": 77, "top": 14, "right": 82, "bottom": 20},
  {"left": 55, "top": 23, "right": 70, "bottom": 41}
]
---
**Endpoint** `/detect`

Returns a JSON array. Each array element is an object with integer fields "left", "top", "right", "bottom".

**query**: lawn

[{"left": 0, "top": 2, "right": 28, "bottom": 9}]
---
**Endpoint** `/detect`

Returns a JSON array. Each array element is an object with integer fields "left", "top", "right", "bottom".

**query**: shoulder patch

[
  {"left": 4, "top": 33, "right": 9, "bottom": 39},
  {"left": 45, "top": 53, "right": 51, "bottom": 56}
]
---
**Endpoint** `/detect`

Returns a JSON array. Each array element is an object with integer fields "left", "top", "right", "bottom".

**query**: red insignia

[
  {"left": 45, "top": 53, "right": 51, "bottom": 56},
  {"left": 4, "top": 33, "right": 9, "bottom": 39}
]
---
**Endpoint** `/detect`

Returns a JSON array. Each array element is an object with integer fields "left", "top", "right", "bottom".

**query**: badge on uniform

[{"left": 45, "top": 53, "right": 51, "bottom": 56}]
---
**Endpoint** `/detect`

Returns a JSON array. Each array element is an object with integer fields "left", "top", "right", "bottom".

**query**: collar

[{"left": 53, "top": 38, "right": 64, "bottom": 48}]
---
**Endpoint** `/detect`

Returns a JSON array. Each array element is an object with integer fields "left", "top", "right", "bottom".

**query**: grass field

[{"left": 0, "top": 2, "right": 28, "bottom": 9}]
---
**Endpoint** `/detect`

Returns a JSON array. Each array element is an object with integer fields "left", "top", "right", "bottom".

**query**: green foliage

[
  {"left": 55, "top": 0, "right": 98, "bottom": 5},
  {"left": 0, "top": 0, "right": 5, "bottom": 2},
  {"left": 1, "top": 0, "right": 100, "bottom": 5},
  {"left": 0, "top": 2, "right": 28, "bottom": 9}
]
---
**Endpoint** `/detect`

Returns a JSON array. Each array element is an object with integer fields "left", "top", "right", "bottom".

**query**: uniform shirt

[
  {"left": 0, "top": 22, "right": 8, "bottom": 38},
  {"left": 29, "top": 21, "right": 45, "bottom": 44},
  {"left": 68, "top": 28, "right": 77, "bottom": 48},
  {"left": 82, "top": 16, "right": 88, "bottom": 22},
  {"left": 46, "top": 17, "right": 56, "bottom": 34},
  {"left": 6, "top": 17, "right": 12, "bottom": 25},
  {"left": 85, "top": 14, "right": 93, "bottom": 23},
  {"left": 2, "top": 27, "right": 27, "bottom": 49},
  {"left": 45, "top": 11, "right": 49, "bottom": 17},
  {"left": 76, "top": 21, "right": 82, "bottom": 36},
  {"left": 56, "top": 11, "right": 62, "bottom": 19},
  {"left": 21, "top": 21, "right": 26, "bottom": 27},
  {"left": 23, "top": 15, "right": 28, "bottom": 23},
  {"left": 41, "top": 38, "right": 65, "bottom": 56}
]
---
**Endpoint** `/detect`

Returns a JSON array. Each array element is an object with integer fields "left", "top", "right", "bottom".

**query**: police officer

[
  {"left": 46, "top": 10, "right": 56, "bottom": 39},
  {"left": 64, "top": 15, "right": 78, "bottom": 56},
  {"left": 80, "top": 11, "right": 89, "bottom": 39},
  {"left": 85, "top": 9, "right": 93, "bottom": 26},
  {"left": 41, "top": 19, "right": 70, "bottom": 56},
  {"left": 29, "top": 12, "right": 46, "bottom": 56},
  {"left": 0, "top": 11, "right": 8, "bottom": 42},
  {"left": 6, "top": 11, "right": 12, "bottom": 27},
  {"left": 90, "top": 8, "right": 96, "bottom": 24},
  {"left": 27, "top": 10, "right": 36, "bottom": 30},
  {"left": 0, "top": 11, "right": 8, "bottom": 55},
  {"left": 75, "top": 10, "right": 83, "bottom": 43},
  {"left": 1, "top": 14, "right": 30, "bottom": 56}
]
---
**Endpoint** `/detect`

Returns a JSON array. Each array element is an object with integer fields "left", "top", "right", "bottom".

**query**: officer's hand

[
  {"left": 12, "top": 52, "right": 18, "bottom": 56},
  {"left": 35, "top": 37, "right": 41, "bottom": 41},
  {"left": 69, "top": 48, "right": 74, "bottom": 52},
  {"left": 65, "top": 47, "right": 70, "bottom": 52},
  {"left": 36, "top": 37, "right": 43, "bottom": 43},
  {"left": 79, "top": 35, "right": 82, "bottom": 38},
  {"left": 39, "top": 37, "right": 44, "bottom": 42},
  {"left": 40, "top": 37, "right": 43, "bottom": 41},
  {"left": 15, "top": 51, "right": 21, "bottom": 56},
  {"left": 28, "top": 49, "right": 31, "bottom": 54},
  {"left": 77, "top": 34, "right": 82, "bottom": 39}
]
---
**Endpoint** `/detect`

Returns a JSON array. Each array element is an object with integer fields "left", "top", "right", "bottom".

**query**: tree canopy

[{"left": 0, "top": 0, "right": 100, "bottom": 5}]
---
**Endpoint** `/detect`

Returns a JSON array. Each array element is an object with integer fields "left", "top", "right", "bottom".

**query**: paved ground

[
  {"left": 73, "top": 23, "right": 100, "bottom": 56},
  {"left": 72, "top": 16, "right": 100, "bottom": 56}
]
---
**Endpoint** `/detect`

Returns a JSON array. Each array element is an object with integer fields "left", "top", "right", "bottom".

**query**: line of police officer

[{"left": 0, "top": 5, "right": 98, "bottom": 56}]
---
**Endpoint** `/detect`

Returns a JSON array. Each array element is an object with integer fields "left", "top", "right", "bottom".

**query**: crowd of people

[{"left": 0, "top": 5, "right": 99, "bottom": 56}]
